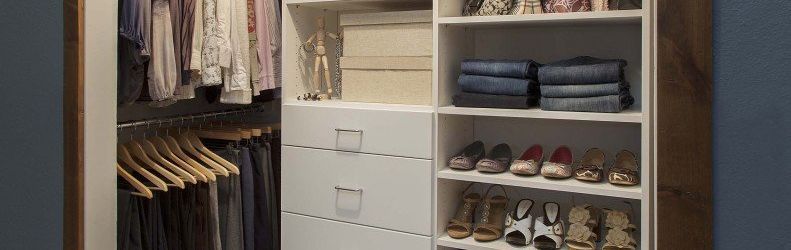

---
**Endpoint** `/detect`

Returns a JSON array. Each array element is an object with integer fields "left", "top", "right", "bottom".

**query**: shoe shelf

[
  {"left": 437, "top": 9, "right": 643, "bottom": 27},
  {"left": 438, "top": 168, "right": 642, "bottom": 200},
  {"left": 437, "top": 233, "right": 570, "bottom": 250},
  {"left": 438, "top": 106, "right": 643, "bottom": 124},
  {"left": 284, "top": 100, "right": 434, "bottom": 113}
]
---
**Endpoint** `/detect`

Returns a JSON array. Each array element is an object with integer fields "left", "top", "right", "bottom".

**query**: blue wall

[
  {"left": 712, "top": 0, "right": 791, "bottom": 249},
  {"left": 0, "top": 1, "right": 64, "bottom": 249}
]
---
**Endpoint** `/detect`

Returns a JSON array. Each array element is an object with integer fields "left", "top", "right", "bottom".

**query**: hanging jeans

[{"left": 461, "top": 59, "right": 541, "bottom": 79}]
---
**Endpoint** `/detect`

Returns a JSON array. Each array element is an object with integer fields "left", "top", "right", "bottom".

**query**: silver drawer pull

[
  {"left": 335, "top": 128, "right": 363, "bottom": 133},
  {"left": 334, "top": 185, "right": 363, "bottom": 193}
]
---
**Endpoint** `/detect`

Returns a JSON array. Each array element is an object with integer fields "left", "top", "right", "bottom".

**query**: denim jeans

[
  {"left": 540, "top": 82, "right": 630, "bottom": 98},
  {"left": 540, "top": 94, "right": 634, "bottom": 113},
  {"left": 539, "top": 56, "right": 627, "bottom": 85},
  {"left": 461, "top": 59, "right": 541, "bottom": 79},
  {"left": 459, "top": 74, "right": 539, "bottom": 96},
  {"left": 453, "top": 93, "right": 538, "bottom": 109}
]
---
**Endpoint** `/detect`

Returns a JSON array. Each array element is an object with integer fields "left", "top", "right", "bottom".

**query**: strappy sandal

[
  {"left": 446, "top": 183, "right": 483, "bottom": 239},
  {"left": 449, "top": 141, "right": 485, "bottom": 171},
  {"left": 541, "top": 146, "right": 573, "bottom": 179},
  {"left": 575, "top": 148, "right": 605, "bottom": 182},
  {"left": 510, "top": 144, "right": 543, "bottom": 176},
  {"left": 602, "top": 209, "right": 638, "bottom": 250},
  {"left": 565, "top": 204, "right": 601, "bottom": 250},
  {"left": 533, "top": 202, "right": 565, "bottom": 249},
  {"left": 608, "top": 150, "right": 639, "bottom": 186},
  {"left": 476, "top": 143, "right": 513, "bottom": 173},
  {"left": 473, "top": 185, "right": 510, "bottom": 242},
  {"left": 504, "top": 199, "right": 534, "bottom": 246}
]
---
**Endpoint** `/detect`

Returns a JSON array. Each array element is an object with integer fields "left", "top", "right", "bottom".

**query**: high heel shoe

[
  {"left": 473, "top": 185, "right": 509, "bottom": 242},
  {"left": 446, "top": 183, "right": 482, "bottom": 239}
]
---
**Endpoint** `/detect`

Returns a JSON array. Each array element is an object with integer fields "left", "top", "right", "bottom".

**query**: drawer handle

[
  {"left": 335, "top": 128, "right": 363, "bottom": 134},
  {"left": 334, "top": 185, "right": 363, "bottom": 193}
]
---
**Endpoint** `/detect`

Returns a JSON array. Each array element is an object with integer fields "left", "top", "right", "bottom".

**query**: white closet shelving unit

[{"left": 281, "top": 0, "right": 654, "bottom": 249}]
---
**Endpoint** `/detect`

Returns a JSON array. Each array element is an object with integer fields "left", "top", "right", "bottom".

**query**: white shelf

[
  {"left": 436, "top": 234, "right": 569, "bottom": 250},
  {"left": 284, "top": 100, "right": 434, "bottom": 113},
  {"left": 437, "top": 9, "right": 643, "bottom": 27},
  {"left": 437, "top": 168, "right": 642, "bottom": 200},
  {"left": 438, "top": 105, "right": 643, "bottom": 124}
]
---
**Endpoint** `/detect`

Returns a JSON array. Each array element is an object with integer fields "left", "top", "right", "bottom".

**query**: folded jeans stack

[
  {"left": 538, "top": 56, "right": 634, "bottom": 113},
  {"left": 453, "top": 59, "right": 541, "bottom": 109}
]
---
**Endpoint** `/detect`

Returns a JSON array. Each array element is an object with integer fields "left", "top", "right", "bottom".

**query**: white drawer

[
  {"left": 282, "top": 212, "right": 432, "bottom": 250},
  {"left": 281, "top": 146, "right": 432, "bottom": 235},
  {"left": 282, "top": 103, "right": 432, "bottom": 159}
]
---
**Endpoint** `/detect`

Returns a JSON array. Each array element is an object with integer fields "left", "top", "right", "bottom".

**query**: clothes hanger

[
  {"left": 125, "top": 140, "right": 185, "bottom": 189},
  {"left": 164, "top": 133, "right": 227, "bottom": 178},
  {"left": 117, "top": 163, "right": 154, "bottom": 199},
  {"left": 138, "top": 122, "right": 198, "bottom": 184},
  {"left": 187, "top": 131, "right": 241, "bottom": 174},
  {"left": 117, "top": 144, "right": 168, "bottom": 191},
  {"left": 150, "top": 135, "right": 214, "bottom": 182},
  {"left": 173, "top": 119, "right": 231, "bottom": 176}
]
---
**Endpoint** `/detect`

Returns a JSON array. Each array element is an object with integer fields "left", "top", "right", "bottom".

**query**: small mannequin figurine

[{"left": 304, "top": 16, "right": 340, "bottom": 100}]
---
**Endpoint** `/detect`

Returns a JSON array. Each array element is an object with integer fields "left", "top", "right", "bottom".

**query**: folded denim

[
  {"left": 459, "top": 74, "right": 539, "bottom": 96},
  {"left": 539, "top": 56, "right": 627, "bottom": 85},
  {"left": 540, "top": 94, "right": 634, "bottom": 113},
  {"left": 540, "top": 82, "right": 630, "bottom": 98},
  {"left": 461, "top": 59, "right": 541, "bottom": 79},
  {"left": 453, "top": 92, "right": 539, "bottom": 109}
]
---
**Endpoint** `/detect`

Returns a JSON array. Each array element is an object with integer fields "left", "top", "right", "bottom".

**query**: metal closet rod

[{"left": 117, "top": 105, "right": 265, "bottom": 129}]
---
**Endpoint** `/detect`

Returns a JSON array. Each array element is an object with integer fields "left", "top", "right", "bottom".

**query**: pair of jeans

[
  {"left": 459, "top": 74, "right": 539, "bottom": 96},
  {"left": 540, "top": 82, "right": 630, "bottom": 98},
  {"left": 539, "top": 56, "right": 627, "bottom": 85},
  {"left": 461, "top": 59, "right": 541, "bottom": 79},
  {"left": 540, "top": 94, "right": 634, "bottom": 113},
  {"left": 453, "top": 92, "right": 539, "bottom": 109}
]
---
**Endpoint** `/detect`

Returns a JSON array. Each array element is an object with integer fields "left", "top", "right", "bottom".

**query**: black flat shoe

[
  {"left": 476, "top": 143, "right": 512, "bottom": 173},
  {"left": 449, "top": 141, "right": 485, "bottom": 170}
]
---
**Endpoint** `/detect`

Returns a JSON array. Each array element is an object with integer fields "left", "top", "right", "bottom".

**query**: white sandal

[
  {"left": 504, "top": 199, "right": 534, "bottom": 246},
  {"left": 533, "top": 202, "right": 565, "bottom": 249}
]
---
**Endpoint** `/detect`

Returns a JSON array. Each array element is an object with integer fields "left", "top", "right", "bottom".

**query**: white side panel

[
  {"left": 282, "top": 212, "right": 432, "bottom": 250},
  {"left": 84, "top": 0, "right": 118, "bottom": 249},
  {"left": 282, "top": 146, "right": 433, "bottom": 235}
]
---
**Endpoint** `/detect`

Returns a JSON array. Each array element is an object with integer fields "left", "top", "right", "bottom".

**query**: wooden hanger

[
  {"left": 117, "top": 145, "right": 168, "bottom": 191},
  {"left": 161, "top": 135, "right": 220, "bottom": 181},
  {"left": 117, "top": 163, "right": 153, "bottom": 199},
  {"left": 175, "top": 133, "right": 231, "bottom": 176},
  {"left": 186, "top": 131, "right": 241, "bottom": 174},
  {"left": 149, "top": 136, "right": 211, "bottom": 182},
  {"left": 193, "top": 129, "right": 247, "bottom": 141},
  {"left": 139, "top": 138, "right": 198, "bottom": 184},
  {"left": 125, "top": 141, "right": 186, "bottom": 189}
]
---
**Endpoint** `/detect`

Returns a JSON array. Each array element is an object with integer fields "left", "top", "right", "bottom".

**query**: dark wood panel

[
  {"left": 656, "top": 0, "right": 713, "bottom": 249},
  {"left": 63, "top": 0, "right": 84, "bottom": 249}
]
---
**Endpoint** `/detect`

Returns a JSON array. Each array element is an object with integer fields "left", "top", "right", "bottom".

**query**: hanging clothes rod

[{"left": 117, "top": 105, "right": 265, "bottom": 129}]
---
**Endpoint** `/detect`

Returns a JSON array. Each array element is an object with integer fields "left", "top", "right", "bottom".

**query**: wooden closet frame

[{"left": 62, "top": 0, "right": 712, "bottom": 249}]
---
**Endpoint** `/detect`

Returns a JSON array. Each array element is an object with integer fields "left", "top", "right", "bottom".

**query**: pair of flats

[
  {"left": 573, "top": 148, "right": 640, "bottom": 186},
  {"left": 448, "top": 141, "right": 514, "bottom": 173}
]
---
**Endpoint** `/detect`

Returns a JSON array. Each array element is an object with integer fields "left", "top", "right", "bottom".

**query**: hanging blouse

[
  {"left": 201, "top": 0, "right": 226, "bottom": 86},
  {"left": 220, "top": 0, "right": 253, "bottom": 104},
  {"left": 264, "top": 0, "right": 281, "bottom": 88},
  {"left": 147, "top": 0, "right": 178, "bottom": 102},
  {"left": 189, "top": 0, "right": 204, "bottom": 75},
  {"left": 253, "top": 0, "right": 275, "bottom": 90}
]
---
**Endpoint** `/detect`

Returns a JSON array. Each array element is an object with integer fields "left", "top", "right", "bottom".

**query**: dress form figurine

[{"left": 304, "top": 16, "right": 339, "bottom": 100}]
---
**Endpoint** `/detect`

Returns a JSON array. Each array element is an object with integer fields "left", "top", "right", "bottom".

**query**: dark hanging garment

[
  {"left": 118, "top": 189, "right": 144, "bottom": 250},
  {"left": 240, "top": 147, "right": 256, "bottom": 250},
  {"left": 251, "top": 143, "right": 273, "bottom": 250},
  {"left": 215, "top": 147, "right": 245, "bottom": 250}
]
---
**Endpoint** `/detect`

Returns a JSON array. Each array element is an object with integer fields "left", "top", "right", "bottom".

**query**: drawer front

[
  {"left": 282, "top": 104, "right": 432, "bottom": 159},
  {"left": 281, "top": 146, "right": 432, "bottom": 235},
  {"left": 282, "top": 213, "right": 432, "bottom": 250}
]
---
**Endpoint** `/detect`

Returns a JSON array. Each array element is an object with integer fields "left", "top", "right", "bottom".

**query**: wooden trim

[
  {"left": 656, "top": 0, "right": 713, "bottom": 249},
  {"left": 64, "top": 0, "right": 84, "bottom": 249}
]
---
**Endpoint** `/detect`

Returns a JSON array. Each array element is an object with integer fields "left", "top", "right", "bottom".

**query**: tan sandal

[
  {"left": 565, "top": 204, "right": 601, "bottom": 250},
  {"left": 575, "top": 148, "right": 605, "bottom": 182},
  {"left": 446, "top": 183, "right": 482, "bottom": 239},
  {"left": 608, "top": 150, "right": 639, "bottom": 186},
  {"left": 473, "top": 185, "right": 510, "bottom": 242},
  {"left": 602, "top": 208, "right": 638, "bottom": 250}
]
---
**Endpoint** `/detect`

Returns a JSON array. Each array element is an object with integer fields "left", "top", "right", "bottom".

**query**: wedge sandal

[
  {"left": 533, "top": 202, "right": 565, "bottom": 249},
  {"left": 449, "top": 141, "right": 486, "bottom": 171},
  {"left": 608, "top": 150, "right": 639, "bottom": 186},
  {"left": 575, "top": 148, "right": 605, "bottom": 182},
  {"left": 446, "top": 183, "right": 482, "bottom": 239},
  {"left": 565, "top": 204, "right": 601, "bottom": 250},
  {"left": 541, "top": 146, "right": 573, "bottom": 179},
  {"left": 510, "top": 144, "right": 543, "bottom": 176},
  {"left": 476, "top": 143, "right": 513, "bottom": 173},
  {"left": 602, "top": 209, "right": 638, "bottom": 250},
  {"left": 504, "top": 199, "right": 535, "bottom": 246},
  {"left": 473, "top": 185, "right": 510, "bottom": 242}
]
